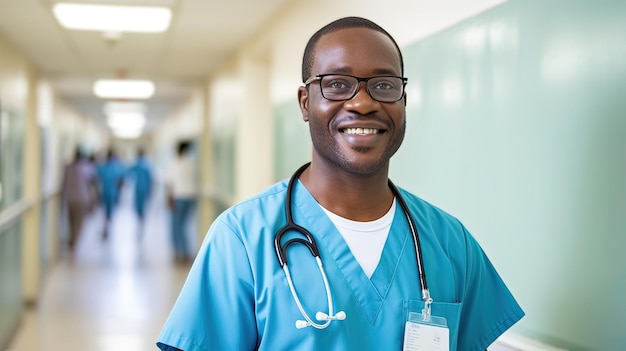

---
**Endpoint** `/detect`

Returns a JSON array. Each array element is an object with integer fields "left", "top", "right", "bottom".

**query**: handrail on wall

[{"left": 0, "top": 200, "right": 34, "bottom": 233}]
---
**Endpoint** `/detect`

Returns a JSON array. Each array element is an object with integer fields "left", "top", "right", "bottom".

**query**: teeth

[{"left": 343, "top": 128, "right": 379, "bottom": 135}]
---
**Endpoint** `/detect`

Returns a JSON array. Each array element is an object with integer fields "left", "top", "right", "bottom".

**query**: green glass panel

[
  {"left": 272, "top": 101, "right": 310, "bottom": 181},
  {"left": 212, "top": 114, "right": 236, "bottom": 198},
  {"left": 0, "top": 108, "right": 25, "bottom": 210},
  {"left": 393, "top": 0, "right": 626, "bottom": 350},
  {"left": 0, "top": 220, "right": 23, "bottom": 347}
]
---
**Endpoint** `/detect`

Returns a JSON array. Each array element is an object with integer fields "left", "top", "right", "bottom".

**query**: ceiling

[{"left": 0, "top": 0, "right": 290, "bottom": 132}]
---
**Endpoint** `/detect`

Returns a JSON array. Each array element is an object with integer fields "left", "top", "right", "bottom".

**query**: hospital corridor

[
  {"left": 1, "top": 0, "right": 625, "bottom": 350},
  {"left": 4, "top": 183, "right": 191, "bottom": 350}
]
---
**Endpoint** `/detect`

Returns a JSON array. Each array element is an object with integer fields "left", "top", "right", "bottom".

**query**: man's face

[{"left": 299, "top": 27, "right": 406, "bottom": 176}]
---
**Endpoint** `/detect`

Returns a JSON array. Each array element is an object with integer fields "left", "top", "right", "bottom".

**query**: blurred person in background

[
  {"left": 166, "top": 140, "right": 197, "bottom": 263},
  {"left": 97, "top": 148, "right": 127, "bottom": 239},
  {"left": 127, "top": 147, "right": 154, "bottom": 238},
  {"left": 61, "top": 147, "right": 99, "bottom": 251}
]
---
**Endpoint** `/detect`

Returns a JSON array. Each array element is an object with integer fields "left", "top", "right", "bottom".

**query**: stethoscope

[{"left": 274, "top": 163, "right": 432, "bottom": 330}]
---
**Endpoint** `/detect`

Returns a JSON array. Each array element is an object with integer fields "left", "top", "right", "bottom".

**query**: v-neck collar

[{"left": 292, "top": 180, "right": 411, "bottom": 324}]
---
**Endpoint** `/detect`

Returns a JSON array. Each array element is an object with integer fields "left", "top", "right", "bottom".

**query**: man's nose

[{"left": 343, "top": 82, "right": 379, "bottom": 113}]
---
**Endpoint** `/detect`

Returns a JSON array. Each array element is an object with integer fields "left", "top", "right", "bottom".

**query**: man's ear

[{"left": 298, "top": 86, "right": 310, "bottom": 122}]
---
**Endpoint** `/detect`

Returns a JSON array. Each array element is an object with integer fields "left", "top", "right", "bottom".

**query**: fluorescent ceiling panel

[
  {"left": 53, "top": 3, "right": 172, "bottom": 33},
  {"left": 93, "top": 80, "right": 155, "bottom": 99}
]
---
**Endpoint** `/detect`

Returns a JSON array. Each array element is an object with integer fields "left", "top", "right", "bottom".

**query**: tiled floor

[{"left": 6, "top": 185, "right": 191, "bottom": 351}]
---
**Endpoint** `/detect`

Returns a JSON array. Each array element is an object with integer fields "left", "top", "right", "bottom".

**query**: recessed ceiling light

[
  {"left": 93, "top": 80, "right": 155, "bottom": 99},
  {"left": 53, "top": 3, "right": 172, "bottom": 33}
]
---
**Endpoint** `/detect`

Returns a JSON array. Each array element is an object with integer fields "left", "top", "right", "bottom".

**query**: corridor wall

[
  {"left": 1, "top": 32, "right": 109, "bottom": 348},
  {"left": 391, "top": 1, "right": 625, "bottom": 349},
  {"left": 0, "top": 32, "right": 31, "bottom": 349}
]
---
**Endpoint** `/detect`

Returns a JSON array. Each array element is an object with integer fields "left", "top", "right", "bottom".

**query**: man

[{"left": 157, "top": 17, "right": 523, "bottom": 351}]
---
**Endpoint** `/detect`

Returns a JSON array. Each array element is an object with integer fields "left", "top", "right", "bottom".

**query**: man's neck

[{"left": 299, "top": 161, "right": 394, "bottom": 222}]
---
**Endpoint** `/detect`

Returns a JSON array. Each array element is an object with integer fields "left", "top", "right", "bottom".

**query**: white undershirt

[{"left": 320, "top": 199, "right": 396, "bottom": 278}]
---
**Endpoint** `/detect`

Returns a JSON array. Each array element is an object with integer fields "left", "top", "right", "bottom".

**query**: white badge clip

[{"left": 421, "top": 289, "right": 433, "bottom": 322}]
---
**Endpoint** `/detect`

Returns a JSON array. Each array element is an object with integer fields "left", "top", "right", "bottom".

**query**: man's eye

[
  {"left": 327, "top": 81, "right": 350, "bottom": 89},
  {"left": 372, "top": 81, "right": 395, "bottom": 90}
]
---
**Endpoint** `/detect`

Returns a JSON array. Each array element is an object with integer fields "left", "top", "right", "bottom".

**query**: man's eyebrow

[
  {"left": 371, "top": 68, "right": 401, "bottom": 76},
  {"left": 321, "top": 66, "right": 400, "bottom": 76},
  {"left": 323, "top": 66, "right": 351, "bottom": 74}
]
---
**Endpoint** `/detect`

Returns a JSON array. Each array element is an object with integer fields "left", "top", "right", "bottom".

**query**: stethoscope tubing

[
  {"left": 274, "top": 163, "right": 432, "bottom": 328},
  {"left": 387, "top": 178, "right": 430, "bottom": 301}
]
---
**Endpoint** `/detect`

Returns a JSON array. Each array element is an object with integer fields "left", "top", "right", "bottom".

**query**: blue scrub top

[
  {"left": 157, "top": 179, "right": 524, "bottom": 351},
  {"left": 127, "top": 156, "right": 153, "bottom": 215},
  {"left": 97, "top": 157, "right": 126, "bottom": 208}
]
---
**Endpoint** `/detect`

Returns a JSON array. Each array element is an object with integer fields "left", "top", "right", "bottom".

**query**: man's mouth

[{"left": 341, "top": 128, "right": 381, "bottom": 135}]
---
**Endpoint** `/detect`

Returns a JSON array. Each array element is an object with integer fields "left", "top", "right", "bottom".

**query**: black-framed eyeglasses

[{"left": 304, "top": 74, "right": 408, "bottom": 103}]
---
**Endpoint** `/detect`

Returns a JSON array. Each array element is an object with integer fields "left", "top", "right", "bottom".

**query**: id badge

[{"left": 402, "top": 312, "right": 449, "bottom": 351}]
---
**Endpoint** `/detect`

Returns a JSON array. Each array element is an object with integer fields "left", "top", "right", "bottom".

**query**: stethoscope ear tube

[
  {"left": 274, "top": 163, "right": 317, "bottom": 268},
  {"left": 278, "top": 236, "right": 320, "bottom": 266}
]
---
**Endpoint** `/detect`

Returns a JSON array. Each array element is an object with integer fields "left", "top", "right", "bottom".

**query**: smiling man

[{"left": 157, "top": 17, "right": 524, "bottom": 351}]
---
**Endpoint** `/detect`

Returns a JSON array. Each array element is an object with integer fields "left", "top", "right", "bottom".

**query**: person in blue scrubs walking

[
  {"left": 127, "top": 147, "right": 153, "bottom": 236},
  {"left": 157, "top": 17, "right": 524, "bottom": 351},
  {"left": 97, "top": 148, "right": 126, "bottom": 239}
]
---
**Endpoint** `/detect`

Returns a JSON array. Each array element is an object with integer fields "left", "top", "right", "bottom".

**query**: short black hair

[
  {"left": 301, "top": 16, "right": 404, "bottom": 82},
  {"left": 74, "top": 147, "right": 86, "bottom": 162},
  {"left": 177, "top": 140, "right": 193, "bottom": 156},
  {"left": 106, "top": 148, "right": 116, "bottom": 160}
]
